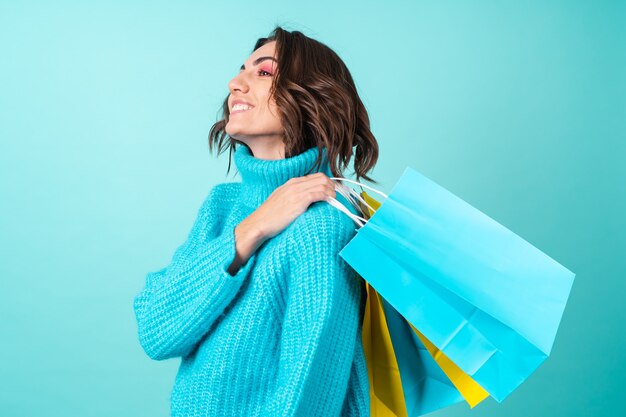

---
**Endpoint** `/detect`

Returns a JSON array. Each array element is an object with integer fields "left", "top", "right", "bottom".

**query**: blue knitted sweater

[{"left": 133, "top": 143, "right": 370, "bottom": 416}]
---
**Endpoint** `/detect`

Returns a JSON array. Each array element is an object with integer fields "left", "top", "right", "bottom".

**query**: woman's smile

[
  {"left": 230, "top": 99, "right": 256, "bottom": 115},
  {"left": 231, "top": 105, "right": 254, "bottom": 115}
]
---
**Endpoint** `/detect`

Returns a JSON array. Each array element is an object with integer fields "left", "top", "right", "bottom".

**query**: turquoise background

[{"left": 1, "top": 0, "right": 624, "bottom": 416}]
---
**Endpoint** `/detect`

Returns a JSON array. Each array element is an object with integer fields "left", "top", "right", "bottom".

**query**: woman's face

[{"left": 225, "top": 41, "right": 283, "bottom": 147}]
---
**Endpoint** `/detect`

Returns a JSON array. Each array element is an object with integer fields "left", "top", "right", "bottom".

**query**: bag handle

[
  {"left": 332, "top": 177, "right": 388, "bottom": 214},
  {"left": 325, "top": 197, "right": 368, "bottom": 227},
  {"left": 325, "top": 177, "right": 388, "bottom": 228},
  {"left": 330, "top": 177, "right": 389, "bottom": 200}
]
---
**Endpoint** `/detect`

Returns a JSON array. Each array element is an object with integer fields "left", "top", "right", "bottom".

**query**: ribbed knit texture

[{"left": 133, "top": 143, "right": 370, "bottom": 416}]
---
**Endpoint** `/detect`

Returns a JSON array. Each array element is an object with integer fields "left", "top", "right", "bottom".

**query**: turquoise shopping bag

[
  {"left": 381, "top": 294, "right": 465, "bottom": 415},
  {"left": 335, "top": 167, "right": 576, "bottom": 402}
]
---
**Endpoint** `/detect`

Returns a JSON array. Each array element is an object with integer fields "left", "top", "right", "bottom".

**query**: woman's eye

[{"left": 258, "top": 69, "right": 273, "bottom": 76}]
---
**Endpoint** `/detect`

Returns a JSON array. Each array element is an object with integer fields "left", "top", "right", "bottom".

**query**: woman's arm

[
  {"left": 133, "top": 184, "right": 260, "bottom": 361},
  {"left": 265, "top": 206, "right": 362, "bottom": 416}
]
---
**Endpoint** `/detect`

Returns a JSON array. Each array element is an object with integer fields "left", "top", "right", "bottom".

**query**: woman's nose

[{"left": 228, "top": 71, "right": 249, "bottom": 94}]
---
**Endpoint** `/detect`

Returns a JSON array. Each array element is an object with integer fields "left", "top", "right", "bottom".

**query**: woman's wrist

[{"left": 227, "top": 218, "right": 266, "bottom": 276}]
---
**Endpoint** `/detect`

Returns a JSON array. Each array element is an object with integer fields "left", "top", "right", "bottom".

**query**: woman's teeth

[{"left": 232, "top": 104, "right": 252, "bottom": 111}]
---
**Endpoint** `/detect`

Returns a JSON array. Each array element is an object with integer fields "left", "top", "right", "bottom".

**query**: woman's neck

[{"left": 233, "top": 143, "right": 332, "bottom": 209}]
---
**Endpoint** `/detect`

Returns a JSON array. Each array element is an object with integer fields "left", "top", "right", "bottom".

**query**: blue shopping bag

[
  {"left": 381, "top": 294, "right": 465, "bottom": 415},
  {"left": 335, "top": 167, "right": 576, "bottom": 402}
]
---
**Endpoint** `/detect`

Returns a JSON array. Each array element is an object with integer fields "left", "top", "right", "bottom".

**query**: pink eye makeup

[
  {"left": 259, "top": 65, "right": 275, "bottom": 75},
  {"left": 239, "top": 56, "right": 278, "bottom": 74}
]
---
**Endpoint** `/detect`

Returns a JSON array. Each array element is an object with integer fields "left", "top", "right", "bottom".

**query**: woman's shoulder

[
  {"left": 290, "top": 199, "right": 358, "bottom": 251},
  {"left": 210, "top": 181, "right": 242, "bottom": 197},
  {"left": 204, "top": 181, "right": 242, "bottom": 202},
  {"left": 284, "top": 201, "right": 359, "bottom": 279},
  {"left": 199, "top": 182, "right": 242, "bottom": 214}
]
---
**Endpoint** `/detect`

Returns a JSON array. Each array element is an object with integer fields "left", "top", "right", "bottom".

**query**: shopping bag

[
  {"left": 381, "top": 290, "right": 466, "bottom": 415},
  {"left": 359, "top": 191, "right": 490, "bottom": 410},
  {"left": 333, "top": 184, "right": 488, "bottom": 416},
  {"left": 359, "top": 196, "right": 470, "bottom": 417},
  {"left": 329, "top": 167, "right": 576, "bottom": 403}
]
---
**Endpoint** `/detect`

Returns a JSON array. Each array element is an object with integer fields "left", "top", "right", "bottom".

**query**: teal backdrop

[{"left": 1, "top": 1, "right": 624, "bottom": 416}]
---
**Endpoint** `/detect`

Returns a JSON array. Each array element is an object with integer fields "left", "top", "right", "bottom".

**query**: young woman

[{"left": 133, "top": 26, "right": 379, "bottom": 416}]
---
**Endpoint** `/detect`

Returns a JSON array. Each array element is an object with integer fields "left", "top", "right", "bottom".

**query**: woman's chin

[
  {"left": 224, "top": 128, "right": 246, "bottom": 143},
  {"left": 224, "top": 125, "right": 237, "bottom": 137}
]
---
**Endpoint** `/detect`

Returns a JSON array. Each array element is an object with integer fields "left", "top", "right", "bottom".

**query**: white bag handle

[
  {"left": 324, "top": 197, "right": 368, "bottom": 228},
  {"left": 324, "top": 177, "right": 388, "bottom": 228}
]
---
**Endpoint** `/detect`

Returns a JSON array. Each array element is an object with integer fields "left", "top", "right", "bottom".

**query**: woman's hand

[
  {"left": 251, "top": 172, "right": 337, "bottom": 239},
  {"left": 228, "top": 173, "right": 337, "bottom": 275}
]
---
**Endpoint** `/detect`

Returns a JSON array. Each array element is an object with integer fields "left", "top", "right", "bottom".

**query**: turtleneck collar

[{"left": 234, "top": 143, "right": 332, "bottom": 209}]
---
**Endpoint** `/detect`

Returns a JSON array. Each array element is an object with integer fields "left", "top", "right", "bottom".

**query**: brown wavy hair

[{"left": 208, "top": 25, "right": 379, "bottom": 184}]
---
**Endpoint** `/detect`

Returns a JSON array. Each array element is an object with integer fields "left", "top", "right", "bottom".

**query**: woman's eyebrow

[{"left": 240, "top": 56, "right": 278, "bottom": 70}]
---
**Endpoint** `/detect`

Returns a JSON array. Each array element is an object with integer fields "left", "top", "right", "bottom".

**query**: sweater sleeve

[
  {"left": 133, "top": 184, "right": 257, "bottom": 361},
  {"left": 266, "top": 206, "right": 362, "bottom": 416}
]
